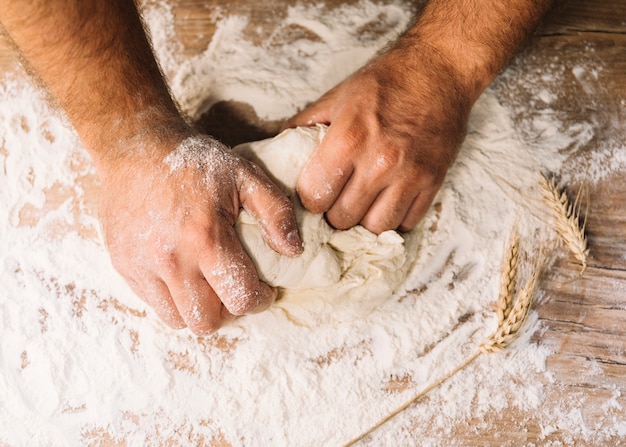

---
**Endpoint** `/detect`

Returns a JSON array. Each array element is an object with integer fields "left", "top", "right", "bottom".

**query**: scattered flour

[{"left": 0, "top": 1, "right": 624, "bottom": 446}]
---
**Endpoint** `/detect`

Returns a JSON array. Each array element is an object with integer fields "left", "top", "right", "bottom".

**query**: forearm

[
  {"left": 401, "top": 0, "right": 555, "bottom": 103},
  {"left": 0, "top": 0, "right": 188, "bottom": 170}
]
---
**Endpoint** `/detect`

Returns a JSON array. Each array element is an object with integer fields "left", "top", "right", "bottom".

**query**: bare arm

[
  {"left": 406, "top": 0, "right": 555, "bottom": 101},
  {"left": 0, "top": 1, "right": 183, "bottom": 163},
  {"left": 286, "top": 0, "right": 555, "bottom": 233},
  {"left": 0, "top": 0, "right": 302, "bottom": 333}
]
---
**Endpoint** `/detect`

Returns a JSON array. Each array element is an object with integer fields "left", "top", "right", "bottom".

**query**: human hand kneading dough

[
  {"left": 285, "top": 45, "right": 469, "bottom": 234},
  {"left": 99, "top": 134, "right": 301, "bottom": 333},
  {"left": 0, "top": 0, "right": 555, "bottom": 332},
  {"left": 0, "top": 0, "right": 301, "bottom": 334},
  {"left": 286, "top": 0, "right": 556, "bottom": 234}
]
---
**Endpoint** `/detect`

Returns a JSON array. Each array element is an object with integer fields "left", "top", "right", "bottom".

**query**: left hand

[{"left": 283, "top": 42, "right": 474, "bottom": 234}]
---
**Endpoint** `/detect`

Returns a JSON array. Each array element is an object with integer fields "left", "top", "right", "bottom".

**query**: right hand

[{"left": 98, "top": 131, "right": 302, "bottom": 334}]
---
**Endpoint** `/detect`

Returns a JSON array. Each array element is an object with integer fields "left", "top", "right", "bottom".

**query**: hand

[
  {"left": 284, "top": 42, "right": 474, "bottom": 234},
  {"left": 98, "top": 132, "right": 302, "bottom": 334}
]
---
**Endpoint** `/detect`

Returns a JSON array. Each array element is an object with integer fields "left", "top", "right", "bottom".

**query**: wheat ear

[
  {"left": 540, "top": 172, "right": 589, "bottom": 275},
  {"left": 343, "top": 237, "right": 539, "bottom": 447},
  {"left": 480, "top": 266, "right": 539, "bottom": 353},
  {"left": 497, "top": 231, "right": 520, "bottom": 324}
]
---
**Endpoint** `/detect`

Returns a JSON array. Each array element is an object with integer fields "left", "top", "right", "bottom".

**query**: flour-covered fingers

[
  {"left": 131, "top": 275, "right": 186, "bottom": 329},
  {"left": 164, "top": 269, "right": 232, "bottom": 335},
  {"left": 199, "top": 224, "right": 277, "bottom": 316},
  {"left": 296, "top": 131, "right": 355, "bottom": 215},
  {"left": 324, "top": 174, "right": 379, "bottom": 230},
  {"left": 358, "top": 185, "right": 419, "bottom": 235},
  {"left": 238, "top": 163, "right": 303, "bottom": 257}
]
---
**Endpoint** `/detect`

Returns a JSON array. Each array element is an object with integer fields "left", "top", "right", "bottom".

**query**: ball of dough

[{"left": 233, "top": 125, "right": 420, "bottom": 305}]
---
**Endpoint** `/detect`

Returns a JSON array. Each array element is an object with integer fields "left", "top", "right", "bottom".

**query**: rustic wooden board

[{"left": 463, "top": 0, "right": 626, "bottom": 443}]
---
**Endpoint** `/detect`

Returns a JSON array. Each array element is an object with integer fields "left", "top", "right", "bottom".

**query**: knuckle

[
  {"left": 326, "top": 206, "right": 358, "bottom": 231},
  {"left": 152, "top": 250, "right": 180, "bottom": 280},
  {"left": 410, "top": 149, "right": 454, "bottom": 184},
  {"left": 338, "top": 126, "right": 365, "bottom": 152},
  {"left": 239, "top": 159, "right": 262, "bottom": 180},
  {"left": 226, "top": 291, "right": 260, "bottom": 315},
  {"left": 373, "top": 150, "right": 402, "bottom": 173},
  {"left": 365, "top": 148, "right": 406, "bottom": 183},
  {"left": 297, "top": 182, "right": 329, "bottom": 214},
  {"left": 225, "top": 286, "right": 273, "bottom": 316}
]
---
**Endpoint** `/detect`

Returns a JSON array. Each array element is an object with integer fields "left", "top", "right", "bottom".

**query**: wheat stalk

[
  {"left": 343, "top": 236, "right": 540, "bottom": 447},
  {"left": 540, "top": 172, "right": 589, "bottom": 275}
]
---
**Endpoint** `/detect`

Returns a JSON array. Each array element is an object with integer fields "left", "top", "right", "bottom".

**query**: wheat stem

[
  {"left": 342, "top": 350, "right": 482, "bottom": 447},
  {"left": 480, "top": 267, "right": 538, "bottom": 353},
  {"left": 343, "top": 236, "right": 540, "bottom": 446}
]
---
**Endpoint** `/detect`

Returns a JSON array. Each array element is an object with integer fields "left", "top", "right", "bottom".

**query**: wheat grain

[{"left": 540, "top": 172, "right": 589, "bottom": 275}]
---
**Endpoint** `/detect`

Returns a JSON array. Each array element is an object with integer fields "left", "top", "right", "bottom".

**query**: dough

[{"left": 233, "top": 125, "right": 420, "bottom": 305}]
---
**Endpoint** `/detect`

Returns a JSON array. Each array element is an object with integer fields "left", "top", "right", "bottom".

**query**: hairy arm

[
  {"left": 408, "top": 0, "right": 555, "bottom": 101},
  {"left": 286, "top": 0, "right": 555, "bottom": 233},
  {"left": 0, "top": 1, "right": 182, "bottom": 162},
  {"left": 0, "top": 0, "right": 302, "bottom": 333}
]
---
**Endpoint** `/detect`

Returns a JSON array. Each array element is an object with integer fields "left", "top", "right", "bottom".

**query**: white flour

[{"left": 1, "top": 1, "right": 625, "bottom": 446}]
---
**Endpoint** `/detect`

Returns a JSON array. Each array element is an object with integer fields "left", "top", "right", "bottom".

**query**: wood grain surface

[{"left": 1, "top": 0, "right": 625, "bottom": 445}]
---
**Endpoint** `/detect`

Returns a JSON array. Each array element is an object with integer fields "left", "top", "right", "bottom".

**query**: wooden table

[
  {"left": 500, "top": 2, "right": 626, "bottom": 444},
  {"left": 1, "top": 0, "right": 625, "bottom": 445}
]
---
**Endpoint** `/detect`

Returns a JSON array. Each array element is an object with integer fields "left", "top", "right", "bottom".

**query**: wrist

[
  {"left": 400, "top": 0, "right": 554, "bottom": 105},
  {"left": 376, "top": 38, "right": 477, "bottom": 122},
  {"left": 82, "top": 109, "right": 194, "bottom": 175},
  {"left": 395, "top": 31, "right": 495, "bottom": 107}
]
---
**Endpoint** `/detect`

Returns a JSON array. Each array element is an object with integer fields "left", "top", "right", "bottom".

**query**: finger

[
  {"left": 399, "top": 187, "right": 440, "bottom": 232},
  {"left": 296, "top": 127, "right": 355, "bottom": 214},
  {"left": 135, "top": 275, "right": 187, "bottom": 329},
  {"left": 164, "top": 269, "right": 232, "bottom": 335},
  {"left": 200, "top": 223, "right": 277, "bottom": 316},
  {"left": 239, "top": 164, "right": 303, "bottom": 257},
  {"left": 360, "top": 185, "right": 419, "bottom": 234},
  {"left": 325, "top": 174, "right": 382, "bottom": 230}
]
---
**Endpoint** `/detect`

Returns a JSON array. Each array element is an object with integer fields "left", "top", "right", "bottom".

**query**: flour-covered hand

[
  {"left": 0, "top": 0, "right": 304, "bottom": 334},
  {"left": 99, "top": 134, "right": 302, "bottom": 333}
]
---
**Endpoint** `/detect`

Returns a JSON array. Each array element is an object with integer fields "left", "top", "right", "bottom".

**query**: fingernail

[
  {"left": 286, "top": 230, "right": 304, "bottom": 256},
  {"left": 269, "top": 285, "right": 279, "bottom": 303}
]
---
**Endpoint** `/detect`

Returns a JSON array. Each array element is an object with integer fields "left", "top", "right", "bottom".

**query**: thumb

[{"left": 238, "top": 163, "right": 303, "bottom": 257}]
